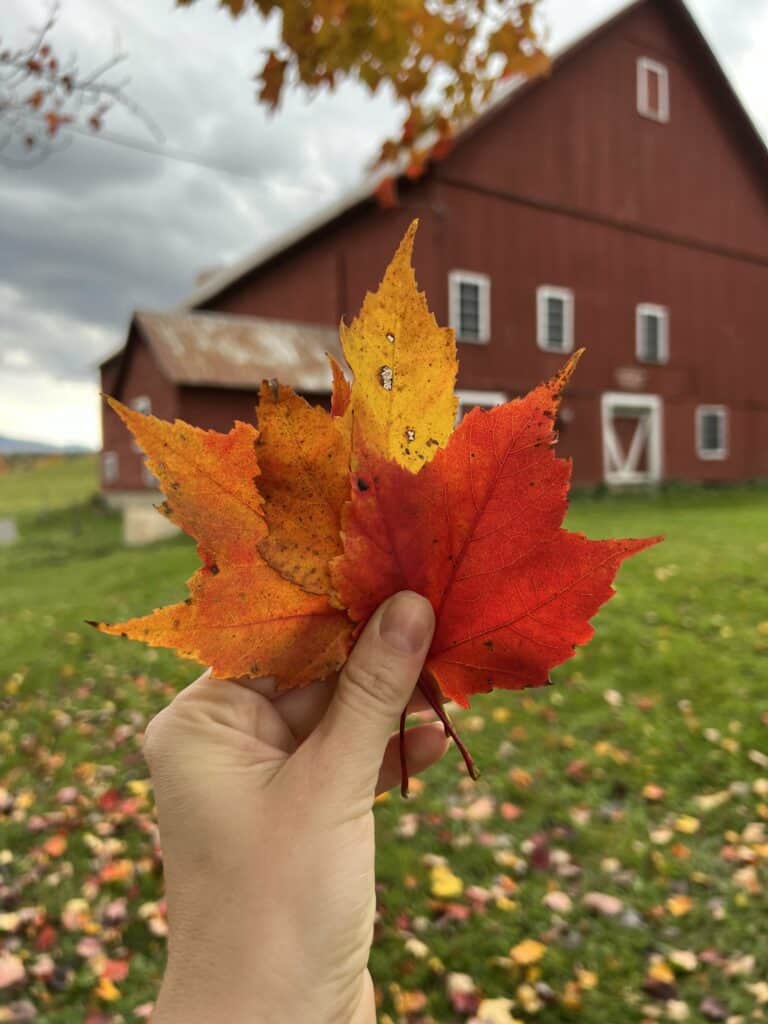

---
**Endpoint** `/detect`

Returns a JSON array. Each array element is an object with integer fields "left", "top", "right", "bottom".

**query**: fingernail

[{"left": 379, "top": 592, "right": 434, "bottom": 654}]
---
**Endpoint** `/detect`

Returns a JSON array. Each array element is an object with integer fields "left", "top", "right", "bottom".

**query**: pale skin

[{"left": 147, "top": 590, "right": 447, "bottom": 1024}]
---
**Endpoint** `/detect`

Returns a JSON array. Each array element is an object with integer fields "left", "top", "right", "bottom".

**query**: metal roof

[{"left": 134, "top": 310, "right": 343, "bottom": 392}]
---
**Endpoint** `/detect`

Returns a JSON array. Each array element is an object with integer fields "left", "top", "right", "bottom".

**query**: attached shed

[{"left": 100, "top": 310, "right": 341, "bottom": 505}]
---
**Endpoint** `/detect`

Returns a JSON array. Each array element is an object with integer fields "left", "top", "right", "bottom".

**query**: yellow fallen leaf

[
  {"left": 94, "top": 976, "right": 120, "bottom": 1002},
  {"left": 510, "top": 939, "right": 547, "bottom": 966},
  {"left": 674, "top": 815, "right": 700, "bottom": 834},
  {"left": 474, "top": 997, "right": 523, "bottom": 1024},
  {"left": 647, "top": 960, "right": 675, "bottom": 984},
  {"left": 561, "top": 980, "right": 582, "bottom": 1010},
  {"left": 430, "top": 863, "right": 464, "bottom": 899},
  {"left": 516, "top": 983, "right": 543, "bottom": 1013},
  {"left": 576, "top": 968, "right": 599, "bottom": 989},
  {"left": 669, "top": 949, "right": 698, "bottom": 972},
  {"left": 495, "top": 897, "right": 518, "bottom": 912},
  {"left": 666, "top": 894, "right": 693, "bottom": 917}
]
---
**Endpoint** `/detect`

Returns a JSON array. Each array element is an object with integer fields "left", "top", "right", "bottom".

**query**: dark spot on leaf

[
  {"left": 483, "top": 640, "right": 494, "bottom": 649},
  {"left": 210, "top": 564, "right": 220, "bottom": 575},
  {"left": 357, "top": 478, "right": 369, "bottom": 492}
]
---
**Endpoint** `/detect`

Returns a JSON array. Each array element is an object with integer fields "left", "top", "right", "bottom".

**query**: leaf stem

[
  {"left": 399, "top": 708, "right": 410, "bottom": 798},
  {"left": 416, "top": 673, "right": 479, "bottom": 782}
]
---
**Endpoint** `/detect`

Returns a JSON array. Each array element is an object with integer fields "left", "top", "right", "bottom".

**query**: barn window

[
  {"left": 455, "top": 389, "right": 507, "bottom": 422},
  {"left": 636, "top": 304, "right": 669, "bottom": 364},
  {"left": 449, "top": 271, "right": 491, "bottom": 343},
  {"left": 637, "top": 57, "right": 669, "bottom": 123},
  {"left": 696, "top": 405, "right": 728, "bottom": 460},
  {"left": 102, "top": 451, "right": 119, "bottom": 484},
  {"left": 130, "top": 395, "right": 152, "bottom": 415},
  {"left": 536, "top": 286, "right": 574, "bottom": 353}
]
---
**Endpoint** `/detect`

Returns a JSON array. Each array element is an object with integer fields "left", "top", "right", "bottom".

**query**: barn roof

[
  {"left": 130, "top": 310, "right": 342, "bottom": 392},
  {"left": 178, "top": 0, "right": 768, "bottom": 313}
]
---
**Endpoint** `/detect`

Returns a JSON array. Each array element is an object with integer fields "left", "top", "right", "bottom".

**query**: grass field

[{"left": 1, "top": 457, "right": 767, "bottom": 1023}]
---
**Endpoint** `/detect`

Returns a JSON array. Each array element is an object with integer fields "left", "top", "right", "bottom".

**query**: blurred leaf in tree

[{"left": 176, "top": 0, "right": 549, "bottom": 183}]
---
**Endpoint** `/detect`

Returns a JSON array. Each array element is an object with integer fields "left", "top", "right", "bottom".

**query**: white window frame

[
  {"left": 130, "top": 394, "right": 152, "bottom": 415},
  {"left": 637, "top": 57, "right": 670, "bottom": 123},
  {"left": 102, "top": 451, "right": 119, "bottom": 484},
  {"left": 455, "top": 389, "right": 507, "bottom": 423},
  {"left": 536, "top": 285, "right": 574, "bottom": 353},
  {"left": 449, "top": 270, "right": 491, "bottom": 344},
  {"left": 696, "top": 405, "right": 728, "bottom": 461},
  {"left": 635, "top": 303, "right": 669, "bottom": 364}
]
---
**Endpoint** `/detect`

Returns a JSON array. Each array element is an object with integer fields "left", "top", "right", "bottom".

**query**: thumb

[{"left": 309, "top": 591, "right": 435, "bottom": 803}]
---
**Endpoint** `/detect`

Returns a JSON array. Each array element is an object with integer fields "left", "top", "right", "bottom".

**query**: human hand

[{"left": 145, "top": 591, "right": 448, "bottom": 1024}]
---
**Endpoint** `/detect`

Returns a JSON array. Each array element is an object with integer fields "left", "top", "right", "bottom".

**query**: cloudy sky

[{"left": 1, "top": 0, "right": 766, "bottom": 449}]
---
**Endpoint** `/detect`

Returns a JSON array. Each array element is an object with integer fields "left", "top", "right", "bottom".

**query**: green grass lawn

[
  {"left": 0, "top": 455, "right": 97, "bottom": 517},
  {"left": 1, "top": 458, "right": 767, "bottom": 1023}
]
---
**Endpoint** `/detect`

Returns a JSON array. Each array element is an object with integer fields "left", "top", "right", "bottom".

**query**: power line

[{"left": 59, "top": 121, "right": 279, "bottom": 182}]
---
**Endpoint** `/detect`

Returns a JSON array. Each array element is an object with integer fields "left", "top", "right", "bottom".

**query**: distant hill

[{"left": 0, "top": 435, "right": 93, "bottom": 456}]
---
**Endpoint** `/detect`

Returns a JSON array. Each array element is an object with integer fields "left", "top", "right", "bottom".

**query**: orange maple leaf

[{"left": 93, "top": 408, "right": 351, "bottom": 686}]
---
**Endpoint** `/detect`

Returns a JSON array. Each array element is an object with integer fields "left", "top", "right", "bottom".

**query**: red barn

[{"left": 101, "top": 0, "right": 768, "bottom": 504}]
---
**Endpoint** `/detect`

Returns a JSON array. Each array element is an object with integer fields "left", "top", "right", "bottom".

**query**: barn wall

[
  {"left": 178, "top": 387, "right": 260, "bottom": 432},
  {"left": 439, "top": 1, "right": 768, "bottom": 260},
  {"left": 101, "top": 336, "right": 179, "bottom": 493},
  {"left": 431, "top": 179, "right": 768, "bottom": 483}
]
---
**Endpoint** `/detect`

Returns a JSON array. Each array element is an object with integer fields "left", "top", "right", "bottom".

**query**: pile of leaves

[{"left": 95, "top": 221, "right": 658, "bottom": 790}]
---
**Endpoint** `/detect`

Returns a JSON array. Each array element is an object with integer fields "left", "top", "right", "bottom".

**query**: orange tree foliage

[
  {"left": 96, "top": 222, "right": 660, "bottom": 788},
  {"left": 175, "top": 0, "right": 549, "bottom": 174}
]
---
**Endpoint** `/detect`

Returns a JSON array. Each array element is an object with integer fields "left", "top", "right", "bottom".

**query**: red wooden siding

[
  {"left": 440, "top": 3, "right": 768, "bottom": 261},
  {"left": 100, "top": 334, "right": 179, "bottom": 492}
]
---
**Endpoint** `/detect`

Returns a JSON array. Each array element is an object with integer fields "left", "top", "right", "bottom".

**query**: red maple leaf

[{"left": 332, "top": 352, "right": 661, "bottom": 709}]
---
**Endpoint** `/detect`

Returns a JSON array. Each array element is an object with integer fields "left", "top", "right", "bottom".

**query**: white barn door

[{"left": 601, "top": 393, "right": 663, "bottom": 485}]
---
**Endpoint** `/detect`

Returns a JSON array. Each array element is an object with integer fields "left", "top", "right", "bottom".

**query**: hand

[{"left": 145, "top": 591, "right": 447, "bottom": 1024}]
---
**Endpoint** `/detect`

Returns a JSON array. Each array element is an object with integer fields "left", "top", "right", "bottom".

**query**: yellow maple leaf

[{"left": 340, "top": 219, "right": 457, "bottom": 471}]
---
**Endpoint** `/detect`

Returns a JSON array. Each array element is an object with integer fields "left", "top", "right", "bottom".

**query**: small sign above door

[{"left": 614, "top": 366, "right": 648, "bottom": 390}]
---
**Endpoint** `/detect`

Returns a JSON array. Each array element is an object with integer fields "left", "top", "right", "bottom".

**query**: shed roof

[{"left": 132, "top": 310, "right": 343, "bottom": 392}]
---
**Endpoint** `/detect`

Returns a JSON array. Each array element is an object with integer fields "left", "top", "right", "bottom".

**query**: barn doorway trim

[{"left": 601, "top": 392, "right": 663, "bottom": 486}]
